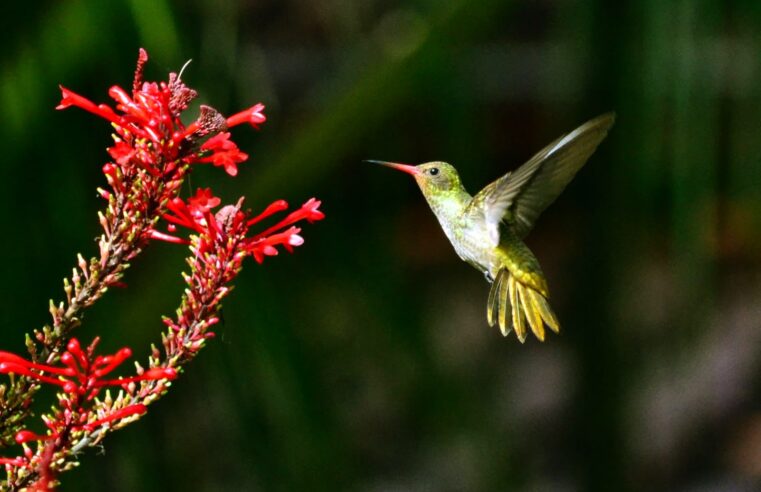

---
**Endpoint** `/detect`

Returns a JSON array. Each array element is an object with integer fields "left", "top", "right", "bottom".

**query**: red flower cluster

[
  {"left": 156, "top": 190, "right": 324, "bottom": 362},
  {"left": 0, "top": 338, "right": 175, "bottom": 469},
  {"left": 42, "top": 49, "right": 273, "bottom": 324},
  {"left": 57, "top": 49, "right": 265, "bottom": 183},
  {"left": 151, "top": 188, "right": 324, "bottom": 261}
]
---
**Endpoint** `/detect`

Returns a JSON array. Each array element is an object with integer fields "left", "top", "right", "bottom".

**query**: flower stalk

[{"left": 0, "top": 49, "right": 323, "bottom": 489}]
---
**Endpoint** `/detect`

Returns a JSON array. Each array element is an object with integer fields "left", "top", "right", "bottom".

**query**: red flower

[
  {"left": 240, "top": 198, "right": 324, "bottom": 262},
  {"left": 187, "top": 187, "right": 221, "bottom": 215},
  {"left": 198, "top": 132, "right": 249, "bottom": 176},
  {"left": 56, "top": 87, "right": 120, "bottom": 124},
  {"left": 107, "top": 141, "right": 135, "bottom": 166},
  {"left": 226, "top": 102, "right": 267, "bottom": 129}
]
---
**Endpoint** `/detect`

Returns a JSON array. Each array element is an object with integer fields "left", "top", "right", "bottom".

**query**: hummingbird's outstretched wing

[{"left": 468, "top": 113, "right": 615, "bottom": 244}]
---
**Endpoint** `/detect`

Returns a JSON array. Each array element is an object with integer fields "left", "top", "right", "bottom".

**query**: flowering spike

[{"left": 0, "top": 48, "right": 322, "bottom": 489}]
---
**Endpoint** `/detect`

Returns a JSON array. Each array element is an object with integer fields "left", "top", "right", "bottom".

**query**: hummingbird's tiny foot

[{"left": 484, "top": 272, "right": 494, "bottom": 283}]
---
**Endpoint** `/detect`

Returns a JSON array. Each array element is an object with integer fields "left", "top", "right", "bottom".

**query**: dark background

[{"left": 2, "top": 1, "right": 761, "bottom": 491}]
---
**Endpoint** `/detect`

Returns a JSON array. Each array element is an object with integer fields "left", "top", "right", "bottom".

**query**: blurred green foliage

[{"left": 2, "top": 0, "right": 761, "bottom": 490}]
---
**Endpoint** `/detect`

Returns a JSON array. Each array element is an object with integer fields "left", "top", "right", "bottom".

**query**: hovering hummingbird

[{"left": 368, "top": 113, "right": 615, "bottom": 342}]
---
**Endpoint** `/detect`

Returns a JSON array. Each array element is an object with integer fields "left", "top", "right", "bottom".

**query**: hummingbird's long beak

[{"left": 365, "top": 160, "right": 420, "bottom": 176}]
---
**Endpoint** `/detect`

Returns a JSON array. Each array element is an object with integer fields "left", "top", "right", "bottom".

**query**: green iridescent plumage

[{"left": 369, "top": 112, "right": 615, "bottom": 342}]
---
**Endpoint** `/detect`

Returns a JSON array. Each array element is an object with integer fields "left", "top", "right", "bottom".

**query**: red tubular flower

[
  {"left": 56, "top": 86, "right": 121, "bottom": 124},
  {"left": 249, "top": 198, "right": 325, "bottom": 239},
  {"left": 247, "top": 226, "right": 303, "bottom": 263},
  {"left": 239, "top": 198, "right": 324, "bottom": 261},
  {"left": 246, "top": 199, "right": 289, "bottom": 226},
  {"left": 198, "top": 132, "right": 249, "bottom": 176},
  {"left": 226, "top": 103, "right": 267, "bottom": 129},
  {"left": 83, "top": 404, "right": 147, "bottom": 431}
]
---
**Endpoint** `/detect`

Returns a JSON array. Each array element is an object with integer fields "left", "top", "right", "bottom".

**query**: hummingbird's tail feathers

[
  {"left": 487, "top": 269, "right": 512, "bottom": 336},
  {"left": 487, "top": 269, "right": 559, "bottom": 342},
  {"left": 526, "top": 287, "right": 559, "bottom": 334},
  {"left": 486, "top": 270, "right": 502, "bottom": 327}
]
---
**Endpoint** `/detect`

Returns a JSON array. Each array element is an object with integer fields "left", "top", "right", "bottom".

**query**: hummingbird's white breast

[
  {"left": 439, "top": 211, "right": 501, "bottom": 278},
  {"left": 422, "top": 187, "right": 502, "bottom": 279}
]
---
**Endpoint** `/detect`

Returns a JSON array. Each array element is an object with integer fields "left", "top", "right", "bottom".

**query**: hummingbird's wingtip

[
  {"left": 593, "top": 111, "right": 616, "bottom": 124},
  {"left": 600, "top": 111, "right": 617, "bottom": 126},
  {"left": 581, "top": 112, "right": 616, "bottom": 134}
]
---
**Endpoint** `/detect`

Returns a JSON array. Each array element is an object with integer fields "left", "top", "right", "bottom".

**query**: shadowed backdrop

[{"left": 1, "top": 1, "right": 761, "bottom": 491}]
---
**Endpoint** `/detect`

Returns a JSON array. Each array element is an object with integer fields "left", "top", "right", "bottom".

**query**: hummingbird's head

[{"left": 366, "top": 160, "right": 462, "bottom": 196}]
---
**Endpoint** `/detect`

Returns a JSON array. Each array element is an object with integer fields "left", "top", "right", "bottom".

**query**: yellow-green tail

[{"left": 486, "top": 268, "right": 559, "bottom": 342}]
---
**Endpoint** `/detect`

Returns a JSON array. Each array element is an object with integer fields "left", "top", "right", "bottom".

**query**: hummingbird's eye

[{"left": 429, "top": 167, "right": 439, "bottom": 176}]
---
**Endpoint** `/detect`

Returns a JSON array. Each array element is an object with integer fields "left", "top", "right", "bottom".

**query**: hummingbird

[{"left": 368, "top": 113, "right": 615, "bottom": 342}]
